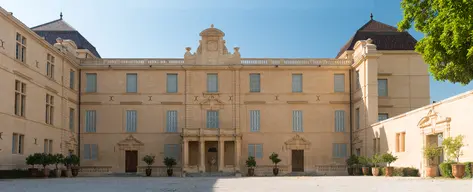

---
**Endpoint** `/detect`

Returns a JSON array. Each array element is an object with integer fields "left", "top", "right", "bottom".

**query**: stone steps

[{"left": 186, "top": 172, "right": 236, "bottom": 177}]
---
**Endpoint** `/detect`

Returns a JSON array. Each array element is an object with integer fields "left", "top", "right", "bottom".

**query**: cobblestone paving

[{"left": 0, "top": 176, "right": 471, "bottom": 192}]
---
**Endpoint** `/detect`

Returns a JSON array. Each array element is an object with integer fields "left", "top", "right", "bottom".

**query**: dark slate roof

[
  {"left": 31, "top": 19, "right": 101, "bottom": 58},
  {"left": 336, "top": 19, "right": 417, "bottom": 58}
]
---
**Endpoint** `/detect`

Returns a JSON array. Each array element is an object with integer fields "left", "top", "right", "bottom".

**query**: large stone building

[{"left": 7, "top": 6, "right": 467, "bottom": 177}]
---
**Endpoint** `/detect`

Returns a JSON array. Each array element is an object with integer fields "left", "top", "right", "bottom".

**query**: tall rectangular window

[
  {"left": 44, "top": 139, "right": 53, "bottom": 154},
  {"left": 249, "top": 73, "right": 261, "bottom": 92},
  {"left": 46, "top": 54, "right": 55, "bottom": 79},
  {"left": 378, "top": 79, "right": 388, "bottom": 96},
  {"left": 292, "top": 110, "right": 303, "bottom": 132},
  {"left": 126, "top": 73, "right": 137, "bottom": 93},
  {"left": 332, "top": 143, "right": 348, "bottom": 158},
  {"left": 85, "top": 110, "right": 97, "bottom": 132},
  {"left": 355, "top": 108, "right": 360, "bottom": 129},
  {"left": 83, "top": 144, "right": 98, "bottom": 160},
  {"left": 166, "top": 74, "right": 178, "bottom": 93},
  {"left": 292, "top": 74, "right": 303, "bottom": 92},
  {"left": 166, "top": 110, "right": 178, "bottom": 132},
  {"left": 334, "top": 74, "right": 345, "bottom": 92},
  {"left": 206, "top": 110, "right": 219, "bottom": 128},
  {"left": 15, "top": 33, "right": 26, "bottom": 63},
  {"left": 248, "top": 144, "right": 263, "bottom": 159},
  {"left": 335, "top": 110, "right": 345, "bottom": 132},
  {"left": 69, "top": 108, "right": 75, "bottom": 131},
  {"left": 164, "top": 144, "right": 181, "bottom": 160},
  {"left": 396, "top": 132, "right": 406, "bottom": 152},
  {"left": 69, "top": 70, "right": 75, "bottom": 89},
  {"left": 378, "top": 113, "right": 389, "bottom": 122},
  {"left": 45, "top": 94, "right": 54, "bottom": 125},
  {"left": 207, "top": 73, "right": 218, "bottom": 92},
  {"left": 85, "top": 73, "right": 97, "bottom": 92},
  {"left": 356, "top": 70, "right": 360, "bottom": 89},
  {"left": 249, "top": 110, "right": 260, "bottom": 132},
  {"left": 12, "top": 133, "right": 24, "bottom": 154},
  {"left": 126, "top": 110, "right": 137, "bottom": 132},
  {"left": 14, "top": 80, "right": 26, "bottom": 117}
]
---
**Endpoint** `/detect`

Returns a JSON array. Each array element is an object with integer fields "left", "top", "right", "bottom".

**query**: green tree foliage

[
  {"left": 398, "top": 0, "right": 473, "bottom": 84},
  {"left": 442, "top": 135, "right": 465, "bottom": 163}
]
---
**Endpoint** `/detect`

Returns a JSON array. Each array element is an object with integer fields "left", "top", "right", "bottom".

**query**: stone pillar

[
  {"left": 199, "top": 140, "right": 205, "bottom": 172},
  {"left": 218, "top": 139, "right": 225, "bottom": 171},
  {"left": 183, "top": 140, "right": 189, "bottom": 171},
  {"left": 234, "top": 138, "right": 241, "bottom": 172}
]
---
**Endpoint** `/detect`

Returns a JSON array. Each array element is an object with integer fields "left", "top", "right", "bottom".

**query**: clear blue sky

[{"left": 2, "top": 0, "right": 472, "bottom": 102}]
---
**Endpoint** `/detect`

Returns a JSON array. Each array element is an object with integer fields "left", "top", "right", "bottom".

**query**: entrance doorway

[
  {"left": 291, "top": 150, "right": 304, "bottom": 172},
  {"left": 125, "top": 150, "right": 138, "bottom": 172},
  {"left": 205, "top": 141, "right": 218, "bottom": 172}
]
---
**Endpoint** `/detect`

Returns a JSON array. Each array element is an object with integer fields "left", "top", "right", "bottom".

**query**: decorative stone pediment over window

[
  {"left": 117, "top": 135, "right": 144, "bottom": 150},
  {"left": 65, "top": 134, "right": 78, "bottom": 151},
  {"left": 284, "top": 135, "right": 311, "bottom": 150},
  {"left": 417, "top": 108, "right": 451, "bottom": 135},
  {"left": 199, "top": 93, "right": 224, "bottom": 110}
]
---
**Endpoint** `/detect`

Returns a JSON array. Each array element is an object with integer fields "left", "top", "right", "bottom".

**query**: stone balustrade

[
  {"left": 137, "top": 166, "right": 183, "bottom": 177},
  {"left": 78, "top": 166, "right": 113, "bottom": 176},
  {"left": 181, "top": 128, "right": 236, "bottom": 137}
]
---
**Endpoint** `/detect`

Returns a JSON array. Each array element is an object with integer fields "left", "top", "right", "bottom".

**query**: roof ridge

[
  {"left": 357, "top": 19, "right": 398, "bottom": 32},
  {"left": 31, "top": 18, "right": 77, "bottom": 31},
  {"left": 31, "top": 18, "right": 62, "bottom": 30}
]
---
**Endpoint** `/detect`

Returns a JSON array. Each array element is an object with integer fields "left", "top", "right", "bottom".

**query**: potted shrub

[
  {"left": 64, "top": 154, "right": 80, "bottom": 177},
  {"left": 246, "top": 156, "right": 256, "bottom": 176},
  {"left": 345, "top": 155, "right": 359, "bottom": 175},
  {"left": 25, "top": 153, "right": 41, "bottom": 177},
  {"left": 423, "top": 144, "right": 443, "bottom": 177},
  {"left": 38, "top": 153, "right": 53, "bottom": 178},
  {"left": 52, "top": 154, "right": 64, "bottom": 178},
  {"left": 142, "top": 155, "right": 155, "bottom": 177},
  {"left": 382, "top": 152, "right": 398, "bottom": 177},
  {"left": 371, "top": 154, "right": 382, "bottom": 176},
  {"left": 358, "top": 156, "right": 370, "bottom": 176},
  {"left": 269, "top": 152, "right": 282, "bottom": 176},
  {"left": 442, "top": 135, "right": 466, "bottom": 179},
  {"left": 163, "top": 157, "right": 177, "bottom": 177}
]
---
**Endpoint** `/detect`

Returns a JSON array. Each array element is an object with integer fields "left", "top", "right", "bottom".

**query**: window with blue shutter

[
  {"left": 167, "top": 74, "right": 178, "bottom": 93},
  {"left": 69, "top": 70, "right": 75, "bottom": 89},
  {"left": 255, "top": 144, "right": 263, "bottom": 159},
  {"left": 207, "top": 73, "right": 218, "bottom": 92},
  {"left": 378, "top": 79, "right": 387, "bottom": 96},
  {"left": 126, "top": 73, "right": 137, "bottom": 93},
  {"left": 249, "top": 73, "right": 260, "bottom": 92},
  {"left": 164, "top": 144, "right": 181, "bottom": 160},
  {"left": 333, "top": 143, "right": 348, "bottom": 158},
  {"left": 249, "top": 110, "right": 260, "bottom": 132},
  {"left": 85, "top": 110, "right": 96, "bottom": 132},
  {"left": 335, "top": 110, "right": 345, "bottom": 132},
  {"left": 378, "top": 113, "right": 389, "bottom": 122},
  {"left": 207, "top": 110, "right": 219, "bottom": 128},
  {"left": 292, "top": 74, "right": 303, "bottom": 92},
  {"left": 91, "top": 144, "right": 98, "bottom": 160},
  {"left": 334, "top": 74, "right": 345, "bottom": 92},
  {"left": 292, "top": 110, "right": 303, "bottom": 132},
  {"left": 248, "top": 144, "right": 254, "bottom": 158},
  {"left": 126, "top": 110, "right": 137, "bottom": 132},
  {"left": 85, "top": 73, "right": 97, "bottom": 92},
  {"left": 166, "top": 110, "right": 178, "bottom": 132}
]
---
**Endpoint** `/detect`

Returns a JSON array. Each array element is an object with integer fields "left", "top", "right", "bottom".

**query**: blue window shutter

[
  {"left": 12, "top": 135, "right": 17, "bottom": 153},
  {"left": 174, "top": 144, "right": 181, "bottom": 161},
  {"left": 85, "top": 74, "right": 96, "bottom": 92},
  {"left": 70, "top": 71, "right": 75, "bottom": 89},
  {"left": 91, "top": 144, "right": 98, "bottom": 160},
  {"left": 250, "top": 110, "right": 260, "bottom": 132},
  {"left": 207, "top": 111, "right": 219, "bottom": 128},
  {"left": 84, "top": 144, "right": 90, "bottom": 160},
  {"left": 167, "top": 74, "right": 178, "bottom": 93},
  {"left": 292, "top": 74, "right": 302, "bottom": 92},
  {"left": 378, "top": 79, "right": 387, "bottom": 96},
  {"left": 249, "top": 74, "right": 260, "bottom": 92},
  {"left": 334, "top": 74, "right": 345, "bottom": 92},
  {"left": 207, "top": 74, "right": 218, "bottom": 92},
  {"left": 164, "top": 144, "right": 170, "bottom": 158},
  {"left": 126, "top": 74, "right": 137, "bottom": 93},
  {"left": 215, "top": 111, "right": 219, "bottom": 128},
  {"left": 166, "top": 110, "right": 178, "bottom": 132},
  {"left": 248, "top": 144, "right": 254, "bottom": 157},
  {"left": 126, "top": 110, "right": 137, "bottom": 132},
  {"left": 293, "top": 110, "right": 303, "bottom": 132},
  {"left": 341, "top": 144, "right": 347, "bottom": 158},
  {"left": 255, "top": 144, "right": 263, "bottom": 159},
  {"left": 335, "top": 110, "right": 345, "bottom": 132}
]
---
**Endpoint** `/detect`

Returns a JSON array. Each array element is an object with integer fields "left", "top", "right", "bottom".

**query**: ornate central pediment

[
  {"left": 199, "top": 93, "right": 224, "bottom": 110},
  {"left": 284, "top": 135, "right": 311, "bottom": 150},
  {"left": 117, "top": 135, "right": 144, "bottom": 150},
  {"left": 417, "top": 109, "right": 451, "bottom": 129}
]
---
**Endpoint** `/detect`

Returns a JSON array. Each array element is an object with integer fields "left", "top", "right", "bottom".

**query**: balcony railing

[
  {"left": 181, "top": 128, "right": 236, "bottom": 137},
  {"left": 240, "top": 58, "right": 352, "bottom": 66}
]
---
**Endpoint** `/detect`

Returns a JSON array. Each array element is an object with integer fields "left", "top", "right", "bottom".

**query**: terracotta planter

[
  {"left": 362, "top": 167, "right": 370, "bottom": 176},
  {"left": 347, "top": 167, "right": 354, "bottom": 175},
  {"left": 273, "top": 167, "right": 279, "bottom": 176},
  {"left": 425, "top": 166, "right": 437, "bottom": 178},
  {"left": 28, "top": 168, "right": 39, "bottom": 177},
  {"left": 55, "top": 169, "right": 62, "bottom": 178},
  {"left": 371, "top": 167, "right": 380, "bottom": 176},
  {"left": 145, "top": 168, "right": 152, "bottom": 176},
  {"left": 247, "top": 168, "right": 255, "bottom": 176},
  {"left": 452, "top": 164, "right": 465, "bottom": 179},
  {"left": 167, "top": 169, "right": 173, "bottom": 177},
  {"left": 71, "top": 167, "right": 79, "bottom": 177},
  {"left": 385, "top": 167, "right": 394, "bottom": 177},
  {"left": 43, "top": 168, "right": 50, "bottom": 178}
]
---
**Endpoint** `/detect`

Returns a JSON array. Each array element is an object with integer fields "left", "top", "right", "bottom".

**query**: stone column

[
  {"left": 199, "top": 140, "right": 205, "bottom": 172},
  {"left": 218, "top": 139, "right": 225, "bottom": 171},
  {"left": 234, "top": 138, "right": 241, "bottom": 172},
  {"left": 183, "top": 139, "right": 189, "bottom": 171}
]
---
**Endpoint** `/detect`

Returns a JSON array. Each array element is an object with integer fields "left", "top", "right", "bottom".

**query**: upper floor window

[
  {"left": 69, "top": 70, "right": 75, "bottom": 89},
  {"left": 12, "top": 133, "right": 25, "bottom": 154},
  {"left": 69, "top": 108, "right": 75, "bottom": 131},
  {"left": 249, "top": 73, "right": 261, "bottom": 92},
  {"left": 15, "top": 33, "right": 26, "bottom": 63},
  {"left": 334, "top": 110, "right": 345, "bottom": 132},
  {"left": 45, "top": 94, "right": 54, "bottom": 125},
  {"left": 14, "top": 80, "right": 26, "bottom": 117},
  {"left": 166, "top": 110, "right": 178, "bottom": 132},
  {"left": 207, "top": 110, "right": 219, "bottom": 128},
  {"left": 378, "top": 113, "right": 389, "bottom": 122},
  {"left": 378, "top": 79, "right": 388, "bottom": 96},
  {"left": 85, "top": 110, "right": 97, "bottom": 132},
  {"left": 249, "top": 110, "right": 260, "bottom": 132},
  {"left": 85, "top": 73, "right": 97, "bottom": 93},
  {"left": 207, "top": 73, "right": 218, "bottom": 92},
  {"left": 126, "top": 110, "right": 137, "bottom": 132},
  {"left": 166, "top": 74, "right": 178, "bottom": 93},
  {"left": 46, "top": 54, "right": 55, "bottom": 79},
  {"left": 355, "top": 70, "right": 360, "bottom": 89},
  {"left": 334, "top": 74, "right": 345, "bottom": 92},
  {"left": 126, "top": 73, "right": 137, "bottom": 93},
  {"left": 292, "top": 110, "right": 303, "bottom": 132},
  {"left": 292, "top": 74, "right": 303, "bottom": 92}
]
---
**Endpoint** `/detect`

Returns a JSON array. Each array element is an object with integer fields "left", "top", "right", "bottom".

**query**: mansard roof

[
  {"left": 31, "top": 18, "right": 101, "bottom": 58},
  {"left": 336, "top": 19, "right": 417, "bottom": 58}
]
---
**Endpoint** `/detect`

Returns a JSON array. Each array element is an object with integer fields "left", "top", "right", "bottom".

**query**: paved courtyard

[{"left": 0, "top": 176, "right": 471, "bottom": 192}]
